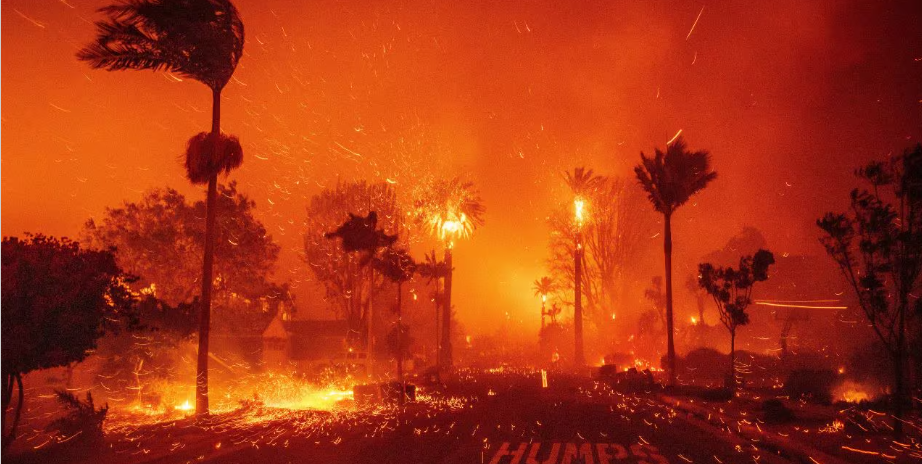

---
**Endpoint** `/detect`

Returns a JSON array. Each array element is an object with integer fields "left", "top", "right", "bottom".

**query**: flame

[
  {"left": 833, "top": 380, "right": 876, "bottom": 403},
  {"left": 690, "top": 316, "right": 698, "bottom": 325},
  {"left": 574, "top": 198, "right": 585, "bottom": 226},
  {"left": 175, "top": 400, "right": 193, "bottom": 412},
  {"left": 432, "top": 212, "right": 469, "bottom": 247}
]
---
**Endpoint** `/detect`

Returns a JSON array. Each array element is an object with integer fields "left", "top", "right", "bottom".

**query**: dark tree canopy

[
  {"left": 818, "top": 144, "right": 922, "bottom": 354},
  {"left": 184, "top": 132, "right": 243, "bottom": 185},
  {"left": 77, "top": 0, "right": 245, "bottom": 91},
  {"left": 817, "top": 144, "right": 921, "bottom": 436},
  {"left": 1, "top": 234, "right": 137, "bottom": 376},
  {"left": 83, "top": 183, "right": 287, "bottom": 335},
  {"left": 634, "top": 137, "right": 718, "bottom": 216},
  {"left": 373, "top": 247, "right": 417, "bottom": 285},
  {"left": 698, "top": 249, "right": 774, "bottom": 388},
  {"left": 304, "top": 181, "right": 404, "bottom": 327},
  {"left": 698, "top": 249, "right": 775, "bottom": 334}
]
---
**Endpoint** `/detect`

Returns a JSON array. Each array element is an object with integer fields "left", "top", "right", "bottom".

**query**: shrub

[
  {"left": 47, "top": 390, "right": 108, "bottom": 444},
  {"left": 762, "top": 399, "right": 795, "bottom": 423}
]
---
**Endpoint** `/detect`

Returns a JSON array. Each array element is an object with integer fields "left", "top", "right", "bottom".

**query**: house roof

[{"left": 283, "top": 320, "right": 350, "bottom": 337}]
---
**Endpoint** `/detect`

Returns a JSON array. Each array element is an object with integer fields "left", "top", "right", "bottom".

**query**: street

[{"left": 9, "top": 371, "right": 785, "bottom": 464}]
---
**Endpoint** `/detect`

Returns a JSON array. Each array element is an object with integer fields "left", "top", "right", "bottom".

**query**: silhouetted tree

[
  {"left": 548, "top": 176, "right": 656, "bottom": 360},
  {"left": 417, "top": 250, "right": 450, "bottom": 366},
  {"left": 533, "top": 276, "right": 554, "bottom": 329},
  {"left": 83, "top": 183, "right": 288, "bottom": 336},
  {"left": 685, "top": 274, "right": 707, "bottom": 326},
  {"left": 305, "top": 182, "right": 403, "bottom": 347},
  {"left": 818, "top": 144, "right": 922, "bottom": 437},
  {"left": 563, "top": 167, "right": 602, "bottom": 365},
  {"left": 698, "top": 249, "right": 775, "bottom": 390},
  {"left": 325, "top": 207, "right": 400, "bottom": 375},
  {"left": 644, "top": 276, "right": 667, "bottom": 327},
  {"left": 635, "top": 137, "right": 717, "bottom": 386},
  {"left": 414, "top": 177, "right": 485, "bottom": 368},
  {"left": 79, "top": 0, "right": 246, "bottom": 416},
  {"left": 2, "top": 235, "right": 136, "bottom": 448},
  {"left": 373, "top": 247, "right": 416, "bottom": 402}
]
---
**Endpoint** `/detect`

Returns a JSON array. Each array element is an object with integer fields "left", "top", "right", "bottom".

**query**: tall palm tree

[
  {"left": 533, "top": 276, "right": 554, "bottom": 329},
  {"left": 326, "top": 211, "right": 398, "bottom": 378},
  {"left": 78, "top": 0, "right": 245, "bottom": 415},
  {"left": 415, "top": 178, "right": 485, "bottom": 368},
  {"left": 417, "top": 250, "right": 450, "bottom": 368},
  {"left": 634, "top": 137, "right": 717, "bottom": 386},
  {"left": 373, "top": 247, "right": 416, "bottom": 404},
  {"left": 563, "top": 167, "right": 603, "bottom": 366}
]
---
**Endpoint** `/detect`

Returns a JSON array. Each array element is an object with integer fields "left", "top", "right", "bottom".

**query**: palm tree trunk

[
  {"left": 435, "top": 280, "right": 441, "bottom": 370},
  {"left": 196, "top": 88, "right": 221, "bottom": 416},
  {"left": 540, "top": 300, "right": 546, "bottom": 330},
  {"left": 441, "top": 248, "right": 453, "bottom": 369},
  {"left": 397, "top": 281, "right": 404, "bottom": 406},
  {"left": 574, "top": 230, "right": 585, "bottom": 366},
  {"left": 664, "top": 213, "right": 676, "bottom": 386},
  {"left": 367, "top": 267, "right": 376, "bottom": 378}
]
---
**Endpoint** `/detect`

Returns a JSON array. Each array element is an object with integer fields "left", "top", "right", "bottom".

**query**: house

[{"left": 262, "top": 312, "right": 365, "bottom": 370}]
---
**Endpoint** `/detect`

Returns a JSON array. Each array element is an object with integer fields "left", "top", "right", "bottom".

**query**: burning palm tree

[
  {"left": 533, "top": 276, "right": 554, "bottom": 329},
  {"left": 563, "top": 167, "right": 603, "bottom": 366},
  {"left": 634, "top": 137, "right": 717, "bottom": 386},
  {"left": 414, "top": 178, "right": 485, "bottom": 368},
  {"left": 78, "top": 0, "right": 245, "bottom": 415}
]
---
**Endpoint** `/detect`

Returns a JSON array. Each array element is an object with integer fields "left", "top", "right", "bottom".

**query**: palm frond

[
  {"left": 634, "top": 136, "right": 716, "bottom": 215},
  {"left": 184, "top": 132, "right": 243, "bottom": 184},
  {"left": 78, "top": 0, "right": 245, "bottom": 90},
  {"left": 564, "top": 166, "right": 604, "bottom": 197}
]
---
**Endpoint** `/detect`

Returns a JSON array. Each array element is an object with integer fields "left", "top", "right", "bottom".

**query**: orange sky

[{"left": 3, "top": 0, "right": 921, "bottom": 334}]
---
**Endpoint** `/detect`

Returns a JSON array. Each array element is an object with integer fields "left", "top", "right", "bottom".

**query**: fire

[
  {"left": 690, "top": 316, "right": 698, "bottom": 325},
  {"left": 819, "top": 419, "right": 845, "bottom": 433},
  {"left": 574, "top": 198, "right": 585, "bottom": 226},
  {"left": 175, "top": 400, "right": 193, "bottom": 412},
  {"left": 833, "top": 380, "right": 875, "bottom": 403}
]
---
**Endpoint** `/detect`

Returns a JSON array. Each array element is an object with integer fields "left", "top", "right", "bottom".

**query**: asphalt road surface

[{"left": 9, "top": 371, "right": 787, "bottom": 464}]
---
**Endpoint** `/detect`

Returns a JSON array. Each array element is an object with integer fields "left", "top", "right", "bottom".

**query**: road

[{"left": 9, "top": 370, "right": 788, "bottom": 464}]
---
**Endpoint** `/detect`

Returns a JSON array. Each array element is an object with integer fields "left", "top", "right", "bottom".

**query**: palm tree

[
  {"left": 373, "top": 247, "right": 416, "bottom": 404},
  {"left": 326, "top": 211, "right": 398, "bottom": 378},
  {"left": 563, "top": 167, "right": 603, "bottom": 366},
  {"left": 533, "top": 276, "right": 554, "bottom": 329},
  {"left": 417, "top": 250, "right": 450, "bottom": 368},
  {"left": 415, "top": 178, "right": 485, "bottom": 368},
  {"left": 634, "top": 137, "right": 717, "bottom": 386},
  {"left": 564, "top": 167, "right": 604, "bottom": 198},
  {"left": 78, "top": 0, "right": 245, "bottom": 415}
]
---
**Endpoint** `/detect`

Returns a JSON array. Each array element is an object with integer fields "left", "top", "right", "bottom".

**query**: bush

[
  {"left": 47, "top": 390, "right": 108, "bottom": 444},
  {"left": 762, "top": 399, "right": 795, "bottom": 423},
  {"left": 785, "top": 369, "right": 837, "bottom": 404}
]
